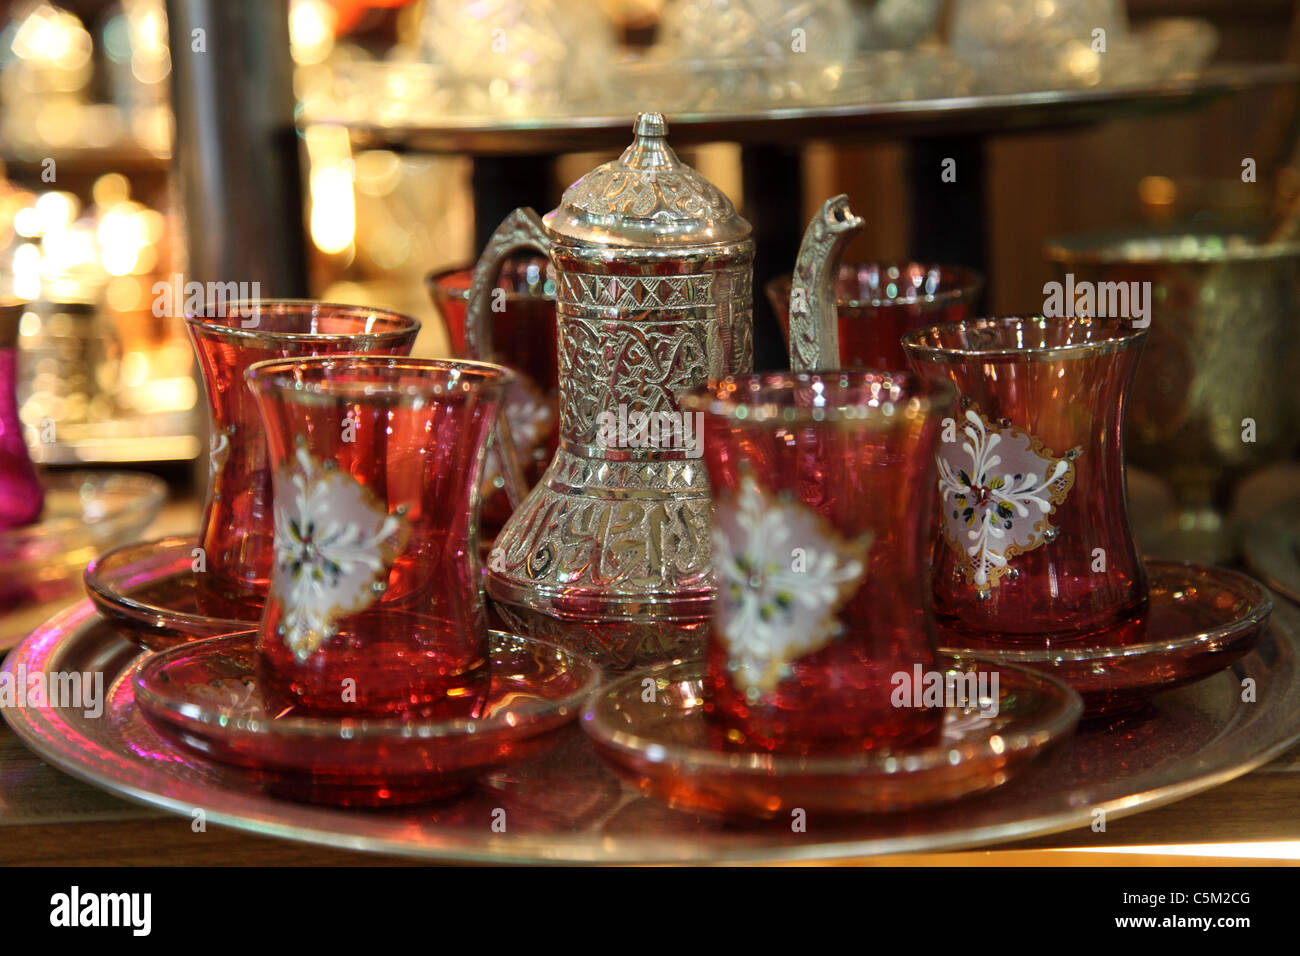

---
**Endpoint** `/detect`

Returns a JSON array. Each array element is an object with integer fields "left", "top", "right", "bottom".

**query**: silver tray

[{"left": 5, "top": 598, "right": 1300, "bottom": 864}]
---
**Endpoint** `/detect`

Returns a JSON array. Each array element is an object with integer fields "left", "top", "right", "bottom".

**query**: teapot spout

[{"left": 788, "top": 195, "right": 864, "bottom": 371}]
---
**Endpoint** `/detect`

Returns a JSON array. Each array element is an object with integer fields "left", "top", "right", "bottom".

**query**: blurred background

[{"left": 0, "top": 0, "right": 1297, "bottom": 555}]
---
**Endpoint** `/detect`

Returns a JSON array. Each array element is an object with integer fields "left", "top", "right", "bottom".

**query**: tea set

[{"left": 22, "top": 113, "right": 1275, "bottom": 817}]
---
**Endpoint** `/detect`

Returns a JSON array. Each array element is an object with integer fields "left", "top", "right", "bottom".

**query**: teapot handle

[
  {"left": 464, "top": 208, "right": 552, "bottom": 512},
  {"left": 788, "top": 195, "right": 864, "bottom": 372}
]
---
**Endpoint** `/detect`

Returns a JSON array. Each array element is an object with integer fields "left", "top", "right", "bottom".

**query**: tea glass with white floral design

[
  {"left": 245, "top": 355, "right": 513, "bottom": 719},
  {"left": 186, "top": 301, "right": 420, "bottom": 623},
  {"left": 681, "top": 371, "right": 955, "bottom": 754},
  {"left": 902, "top": 315, "right": 1148, "bottom": 644}
]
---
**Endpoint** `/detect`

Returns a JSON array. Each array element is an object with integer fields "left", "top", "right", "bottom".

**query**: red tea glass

[
  {"left": 426, "top": 256, "right": 558, "bottom": 535},
  {"left": 766, "top": 262, "right": 983, "bottom": 370},
  {"left": 903, "top": 316, "right": 1148, "bottom": 643},
  {"left": 246, "top": 356, "right": 513, "bottom": 719},
  {"left": 0, "top": 301, "right": 42, "bottom": 529},
  {"left": 682, "top": 371, "right": 955, "bottom": 754},
  {"left": 185, "top": 302, "right": 419, "bottom": 621}
]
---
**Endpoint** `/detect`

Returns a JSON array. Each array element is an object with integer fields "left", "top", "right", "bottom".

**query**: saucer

[
  {"left": 84, "top": 536, "right": 254, "bottom": 649},
  {"left": 936, "top": 559, "right": 1273, "bottom": 716},
  {"left": 133, "top": 630, "right": 601, "bottom": 806},
  {"left": 0, "top": 470, "right": 166, "bottom": 612},
  {"left": 581, "top": 656, "right": 1081, "bottom": 819}
]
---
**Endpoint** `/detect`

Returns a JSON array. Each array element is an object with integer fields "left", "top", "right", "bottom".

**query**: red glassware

[
  {"left": 937, "top": 560, "right": 1271, "bottom": 716},
  {"left": 85, "top": 536, "right": 252, "bottom": 649},
  {"left": 583, "top": 655, "right": 1081, "bottom": 818},
  {"left": 185, "top": 302, "right": 419, "bottom": 621},
  {"left": 246, "top": 356, "right": 513, "bottom": 720},
  {"left": 135, "top": 629, "right": 600, "bottom": 806},
  {"left": 0, "top": 301, "right": 43, "bottom": 530},
  {"left": 766, "top": 262, "right": 983, "bottom": 370},
  {"left": 903, "top": 315, "right": 1148, "bottom": 643},
  {"left": 426, "top": 257, "right": 558, "bottom": 535},
  {"left": 681, "top": 371, "right": 955, "bottom": 754}
]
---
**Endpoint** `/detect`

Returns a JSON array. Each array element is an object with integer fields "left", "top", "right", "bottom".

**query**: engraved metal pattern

[
  {"left": 472, "top": 114, "right": 765, "bottom": 668},
  {"left": 491, "top": 448, "right": 713, "bottom": 591},
  {"left": 488, "top": 253, "right": 749, "bottom": 666},
  {"left": 555, "top": 270, "right": 733, "bottom": 447},
  {"left": 544, "top": 112, "right": 752, "bottom": 248},
  {"left": 560, "top": 162, "right": 734, "bottom": 223},
  {"left": 721, "top": 267, "right": 754, "bottom": 374},
  {"left": 788, "top": 195, "right": 865, "bottom": 372},
  {"left": 493, "top": 602, "right": 708, "bottom": 670},
  {"left": 555, "top": 271, "right": 718, "bottom": 310}
]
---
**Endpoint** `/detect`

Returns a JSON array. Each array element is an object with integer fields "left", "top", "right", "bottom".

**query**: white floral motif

[
  {"left": 937, "top": 408, "right": 1075, "bottom": 592},
  {"left": 272, "top": 447, "right": 409, "bottom": 660},
  {"left": 713, "top": 475, "right": 871, "bottom": 700}
]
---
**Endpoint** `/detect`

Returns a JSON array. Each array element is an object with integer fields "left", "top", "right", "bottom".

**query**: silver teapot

[{"left": 465, "top": 112, "right": 861, "bottom": 668}]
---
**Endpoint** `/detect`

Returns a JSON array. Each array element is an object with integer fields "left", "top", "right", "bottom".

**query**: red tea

[
  {"left": 186, "top": 302, "right": 419, "bottom": 620},
  {"left": 684, "top": 371, "right": 954, "bottom": 754},
  {"left": 904, "top": 315, "right": 1148, "bottom": 643},
  {"left": 248, "top": 356, "right": 511, "bottom": 719}
]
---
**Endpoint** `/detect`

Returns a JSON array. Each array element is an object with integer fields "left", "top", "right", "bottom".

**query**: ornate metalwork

[
  {"left": 463, "top": 114, "right": 867, "bottom": 668},
  {"left": 464, "top": 207, "right": 551, "bottom": 362},
  {"left": 788, "top": 194, "right": 865, "bottom": 372},
  {"left": 462, "top": 207, "right": 551, "bottom": 510}
]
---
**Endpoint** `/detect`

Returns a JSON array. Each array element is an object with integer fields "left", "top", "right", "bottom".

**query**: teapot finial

[
  {"left": 634, "top": 112, "right": 668, "bottom": 138},
  {"left": 788, "top": 195, "right": 865, "bottom": 372}
]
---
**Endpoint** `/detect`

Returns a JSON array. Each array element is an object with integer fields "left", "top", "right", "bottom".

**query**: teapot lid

[{"left": 544, "top": 112, "right": 751, "bottom": 249}]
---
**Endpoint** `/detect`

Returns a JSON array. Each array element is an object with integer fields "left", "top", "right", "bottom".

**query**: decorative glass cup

[
  {"left": 185, "top": 302, "right": 419, "bottom": 621},
  {"left": 902, "top": 315, "right": 1148, "bottom": 643},
  {"left": 1046, "top": 231, "right": 1300, "bottom": 563},
  {"left": 766, "top": 261, "right": 983, "bottom": 370},
  {"left": 681, "top": 371, "right": 955, "bottom": 754},
  {"left": 425, "top": 256, "right": 558, "bottom": 536},
  {"left": 246, "top": 356, "right": 514, "bottom": 719},
  {"left": 0, "top": 300, "right": 43, "bottom": 530}
]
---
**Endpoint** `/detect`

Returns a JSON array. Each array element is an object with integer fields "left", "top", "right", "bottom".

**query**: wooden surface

[{"left": 3, "top": 490, "right": 1300, "bottom": 866}]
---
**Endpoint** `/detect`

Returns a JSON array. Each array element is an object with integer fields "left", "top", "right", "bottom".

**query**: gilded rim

[
  {"left": 245, "top": 355, "right": 516, "bottom": 404},
  {"left": 680, "top": 370, "right": 956, "bottom": 425},
  {"left": 902, "top": 314, "right": 1147, "bottom": 362},
  {"left": 183, "top": 299, "right": 421, "bottom": 346},
  {"left": 424, "top": 263, "right": 554, "bottom": 304}
]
